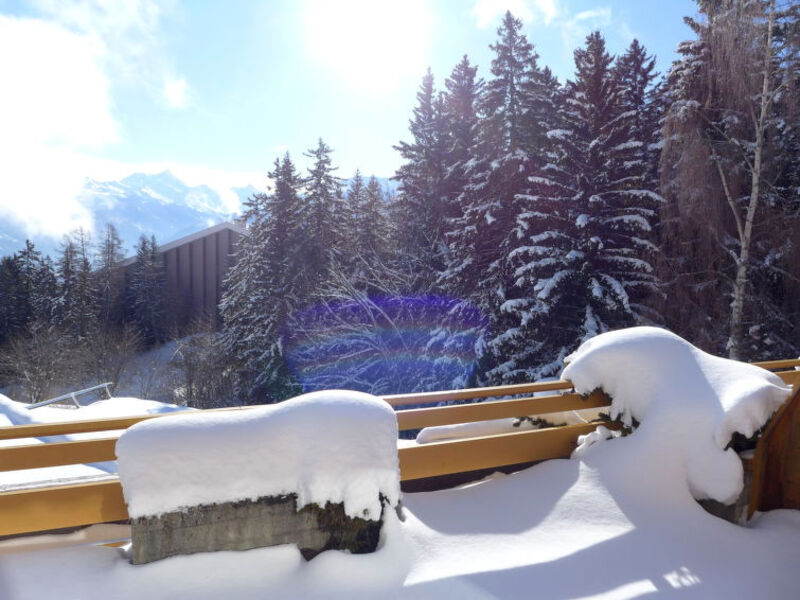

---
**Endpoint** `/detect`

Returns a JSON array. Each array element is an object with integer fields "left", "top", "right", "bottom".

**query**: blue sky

[{"left": 0, "top": 0, "right": 697, "bottom": 240}]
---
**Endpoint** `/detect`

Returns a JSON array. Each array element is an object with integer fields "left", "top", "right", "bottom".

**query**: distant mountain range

[{"left": 0, "top": 171, "right": 397, "bottom": 258}]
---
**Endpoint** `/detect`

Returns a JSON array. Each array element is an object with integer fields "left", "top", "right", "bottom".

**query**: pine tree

[
  {"left": 393, "top": 69, "right": 451, "bottom": 289},
  {"left": 502, "top": 32, "right": 661, "bottom": 381},
  {"left": 54, "top": 229, "right": 98, "bottom": 342},
  {"left": 441, "top": 11, "right": 554, "bottom": 383},
  {"left": 303, "top": 138, "right": 344, "bottom": 281},
  {"left": 127, "top": 235, "right": 167, "bottom": 345},
  {"left": 0, "top": 255, "right": 25, "bottom": 346},
  {"left": 220, "top": 154, "right": 305, "bottom": 402},
  {"left": 360, "top": 176, "right": 390, "bottom": 264},
  {"left": 341, "top": 171, "right": 389, "bottom": 281},
  {"left": 95, "top": 223, "right": 125, "bottom": 326}
]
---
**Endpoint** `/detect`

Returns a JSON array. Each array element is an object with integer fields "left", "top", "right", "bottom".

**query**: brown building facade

[{"left": 125, "top": 222, "right": 246, "bottom": 327}]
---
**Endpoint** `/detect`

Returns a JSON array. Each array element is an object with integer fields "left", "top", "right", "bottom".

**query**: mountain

[
  {"left": 80, "top": 171, "right": 259, "bottom": 257},
  {"left": 0, "top": 171, "right": 397, "bottom": 258},
  {"left": 0, "top": 171, "right": 259, "bottom": 258}
]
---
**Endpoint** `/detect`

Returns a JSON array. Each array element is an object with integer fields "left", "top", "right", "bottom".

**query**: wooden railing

[{"left": 0, "top": 358, "right": 798, "bottom": 541}]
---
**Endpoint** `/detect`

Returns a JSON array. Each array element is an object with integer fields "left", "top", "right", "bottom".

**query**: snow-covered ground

[{"left": 0, "top": 327, "right": 798, "bottom": 599}]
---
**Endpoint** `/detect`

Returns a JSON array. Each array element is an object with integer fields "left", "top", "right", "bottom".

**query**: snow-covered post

[{"left": 116, "top": 390, "right": 400, "bottom": 565}]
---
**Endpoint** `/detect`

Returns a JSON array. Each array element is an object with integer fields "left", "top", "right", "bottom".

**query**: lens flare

[{"left": 282, "top": 295, "right": 488, "bottom": 395}]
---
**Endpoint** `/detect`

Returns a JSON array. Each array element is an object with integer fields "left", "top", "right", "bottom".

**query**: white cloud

[
  {"left": 560, "top": 6, "right": 613, "bottom": 53},
  {"left": 0, "top": 2, "right": 199, "bottom": 242},
  {"left": 472, "top": 0, "right": 558, "bottom": 29},
  {"left": 164, "top": 77, "right": 189, "bottom": 109},
  {"left": 533, "top": 0, "right": 558, "bottom": 24},
  {"left": 0, "top": 14, "right": 118, "bottom": 237}
]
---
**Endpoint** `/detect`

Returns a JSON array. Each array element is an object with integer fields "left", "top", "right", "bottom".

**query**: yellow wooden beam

[
  {"left": 396, "top": 390, "right": 610, "bottom": 431},
  {"left": 0, "top": 479, "right": 128, "bottom": 537},
  {"left": 777, "top": 370, "right": 800, "bottom": 389},
  {"left": 0, "top": 437, "right": 118, "bottom": 472},
  {"left": 0, "top": 415, "right": 158, "bottom": 441},
  {"left": 753, "top": 358, "right": 800, "bottom": 370},
  {"left": 383, "top": 380, "right": 574, "bottom": 407},
  {"left": 397, "top": 422, "right": 598, "bottom": 481}
]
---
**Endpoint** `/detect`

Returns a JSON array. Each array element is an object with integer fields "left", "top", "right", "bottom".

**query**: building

[{"left": 125, "top": 221, "right": 246, "bottom": 327}]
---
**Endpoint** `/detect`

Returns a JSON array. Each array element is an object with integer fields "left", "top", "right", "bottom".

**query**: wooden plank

[
  {"left": 0, "top": 438, "right": 118, "bottom": 472},
  {"left": 396, "top": 390, "right": 610, "bottom": 431},
  {"left": 383, "top": 380, "right": 575, "bottom": 407},
  {"left": 0, "top": 415, "right": 161, "bottom": 441},
  {"left": 0, "top": 480, "right": 128, "bottom": 537},
  {"left": 777, "top": 370, "right": 800, "bottom": 388},
  {"left": 397, "top": 423, "right": 598, "bottom": 481},
  {"left": 753, "top": 358, "right": 800, "bottom": 370},
  {"left": 0, "top": 406, "right": 254, "bottom": 441}
]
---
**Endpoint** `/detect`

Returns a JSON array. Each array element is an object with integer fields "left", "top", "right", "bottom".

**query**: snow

[
  {"left": 562, "top": 327, "right": 790, "bottom": 504},
  {"left": 116, "top": 390, "right": 400, "bottom": 519},
  {"left": 1, "top": 328, "right": 799, "bottom": 598}
]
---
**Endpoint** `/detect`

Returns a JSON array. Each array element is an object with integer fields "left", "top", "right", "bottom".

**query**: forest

[{"left": 1, "top": 0, "right": 798, "bottom": 406}]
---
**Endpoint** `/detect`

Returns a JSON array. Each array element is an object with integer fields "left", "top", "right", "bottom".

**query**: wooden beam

[
  {"left": 0, "top": 406, "right": 254, "bottom": 441},
  {"left": 777, "top": 370, "right": 800, "bottom": 389},
  {"left": 396, "top": 391, "right": 610, "bottom": 431},
  {"left": 397, "top": 423, "right": 598, "bottom": 481},
  {"left": 0, "top": 438, "right": 118, "bottom": 472},
  {"left": 753, "top": 358, "right": 800, "bottom": 370},
  {"left": 383, "top": 380, "right": 574, "bottom": 407},
  {"left": 0, "top": 415, "right": 161, "bottom": 441},
  {"left": 0, "top": 480, "right": 128, "bottom": 537}
]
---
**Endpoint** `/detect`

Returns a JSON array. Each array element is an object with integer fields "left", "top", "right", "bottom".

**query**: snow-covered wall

[{"left": 116, "top": 390, "right": 400, "bottom": 519}]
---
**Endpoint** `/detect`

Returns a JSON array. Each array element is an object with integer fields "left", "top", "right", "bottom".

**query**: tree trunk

[{"left": 727, "top": 0, "right": 775, "bottom": 360}]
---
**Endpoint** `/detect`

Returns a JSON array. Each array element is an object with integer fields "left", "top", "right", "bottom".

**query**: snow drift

[
  {"left": 563, "top": 326, "right": 791, "bottom": 504},
  {"left": 116, "top": 390, "right": 401, "bottom": 519}
]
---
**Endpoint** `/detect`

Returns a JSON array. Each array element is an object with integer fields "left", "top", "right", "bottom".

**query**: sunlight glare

[{"left": 304, "top": 0, "right": 432, "bottom": 91}]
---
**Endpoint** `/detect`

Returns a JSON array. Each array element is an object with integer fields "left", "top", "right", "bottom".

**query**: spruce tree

[
  {"left": 95, "top": 223, "right": 125, "bottom": 326},
  {"left": 127, "top": 235, "right": 167, "bottom": 345},
  {"left": 441, "top": 11, "right": 553, "bottom": 383},
  {"left": 54, "top": 229, "right": 98, "bottom": 342},
  {"left": 303, "top": 138, "right": 344, "bottom": 281},
  {"left": 503, "top": 32, "right": 661, "bottom": 381},
  {"left": 393, "top": 69, "right": 451, "bottom": 289},
  {"left": 220, "top": 154, "right": 305, "bottom": 403}
]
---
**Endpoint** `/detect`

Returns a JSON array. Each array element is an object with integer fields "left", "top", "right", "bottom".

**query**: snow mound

[
  {"left": 562, "top": 327, "right": 791, "bottom": 504},
  {"left": 116, "top": 390, "right": 400, "bottom": 519}
]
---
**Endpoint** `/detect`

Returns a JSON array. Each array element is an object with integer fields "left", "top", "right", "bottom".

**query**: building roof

[{"left": 121, "top": 221, "right": 247, "bottom": 266}]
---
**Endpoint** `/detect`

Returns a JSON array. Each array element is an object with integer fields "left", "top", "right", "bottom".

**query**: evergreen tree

[
  {"left": 393, "top": 69, "right": 451, "bottom": 289},
  {"left": 303, "top": 138, "right": 344, "bottom": 280},
  {"left": 95, "top": 223, "right": 125, "bottom": 326},
  {"left": 441, "top": 11, "right": 554, "bottom": 383},
  {"left": 54, "top": 229, "right": 98, "bottom": 342},
  {"left": 127, "top": 235, "right": 167, "bottom": 344},
  {"left": 341, "top": 171, "right": 389, "bottom": 280},
  {"left": 220, "top": 154, "right": 305, "bottom": 402},
  {"left": 360, "top": 176, "right": 390, "bottom": 264},
  {"left": 502, "top": 32, "right": 661, "bottom": 381},
  {"left": 0, "top": 255, "right": 25, "bottom": 346}
]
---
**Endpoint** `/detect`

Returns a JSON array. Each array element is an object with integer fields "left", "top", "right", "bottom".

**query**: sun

[{"left": 304, "top": 0, "right": 432, "bottom": 91}]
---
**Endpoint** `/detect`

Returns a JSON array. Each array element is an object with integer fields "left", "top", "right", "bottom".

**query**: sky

[{"left": 0, "top": 0, "right": 698, "bottom": 241}]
